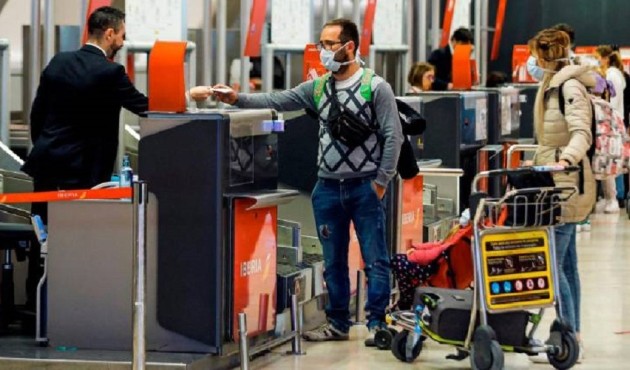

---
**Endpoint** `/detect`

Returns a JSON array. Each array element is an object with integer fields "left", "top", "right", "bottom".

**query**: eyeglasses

[{"left": 317, "top": 40, "right": 344, "bottom": 51}]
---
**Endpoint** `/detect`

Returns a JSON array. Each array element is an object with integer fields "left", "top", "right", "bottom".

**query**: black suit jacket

[
  {"left": 428, "top": 46, "right": 452, "bottom": 91},
  {"left": 22, "top": 45, "right": 148, "bottom": 188}
]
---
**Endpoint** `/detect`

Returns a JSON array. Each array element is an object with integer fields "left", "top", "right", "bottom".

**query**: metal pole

[
  {"left": 240, "top": 0, "right": 251, "bottom": 93},
  {"left": 289, "top": 294, "right": 306, "bottom": 355},
  {"left": 238, "top": 312, "right": 250, "bottom": 370},
  {"left": 0, "top": 40, "right": 9, "bottom": 145},
  {"left": 322, "top": 0, "right": 330, "bottom": 23},
  {"left": 335, "top": 0, "right": 343, "bottom": 18},
  {"left": 203, "top": 0, "right": 214, "bottom": 86},
  {"left": 29, "top": 0, "right": 42, "bottom": 148},
  {"left": 352, "top": 0, "right": 361, "bottom": 26},
  {"left": 79, "top": 0, "right": 88, "bottom": 46},
  {"left": 474, "top": 0, "right": 481, "bottom": 70},
  {"left": 418, "top": 0, "right": 428, "bottom": 62},
  {"left": 481, "top": 0, "right": 489, "bottom": 86},
  {"left": 355, "top": 270, "right": 366, "bottom": 323},
  {"left": 217, "top": 0, "right": 227, "bottom": 83},
  {"left": 405, "top": 0, "right": 413, "bottom": 93},
  {"left": 43, "top": 0, "right": 54, "bottom": 66},
  {"left": 132, "top": 181, "right": 148, "bottom": 370},
  {"left": 284, "top": 53, "right": 291, "bottom": 90},
  {"left": 188, "top": 44, "right": 197, "bottom": 90},
  {"left": 430, "top": 0, "right": 440, "bottom": 50}
]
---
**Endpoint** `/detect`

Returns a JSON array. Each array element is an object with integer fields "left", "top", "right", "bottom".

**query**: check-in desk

[
  {"left": 47, "top": 109, "right": 297, "bottom": 355},
  {"left": 509, "top": 83, "right": 539, "bottom": 140},
  {"left": 410, "top": 91, "right": 488, "bottom": 208}
]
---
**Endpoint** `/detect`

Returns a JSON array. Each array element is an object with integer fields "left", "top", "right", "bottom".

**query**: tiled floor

[{"left": 240, "top": 212, "right": 630, "bottom": 370}]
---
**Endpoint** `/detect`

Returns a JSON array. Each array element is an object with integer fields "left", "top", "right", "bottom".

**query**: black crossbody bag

[{"left": 326, "top": 77, "right": 378, "bottom": 148}]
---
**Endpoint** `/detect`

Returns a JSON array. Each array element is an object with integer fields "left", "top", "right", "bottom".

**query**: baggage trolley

[{"left": 382, "top": 165, "right": 582, "bottom": 370}]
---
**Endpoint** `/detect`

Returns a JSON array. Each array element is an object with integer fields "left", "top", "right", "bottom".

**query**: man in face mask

[{"left": 209, "top": 19, "right": 403, "bottom": 347}]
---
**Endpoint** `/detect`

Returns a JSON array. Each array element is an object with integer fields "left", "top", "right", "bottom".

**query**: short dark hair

[
  {"left": 323, "top": 18, "right": 360, "bottom": 50},
  {"left": 87, "top": 6, "right": 125, "bottom": 39},
  {"left": 551, "top": 23, "right": 575, "bottom": 44},
  {"left": 451, "top": 27, "right": 474, "bottom": 44}
]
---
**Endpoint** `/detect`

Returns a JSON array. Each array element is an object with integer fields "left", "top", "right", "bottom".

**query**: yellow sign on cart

[{"left": 480, "top": 229, "right": 554, "bottom": 311}]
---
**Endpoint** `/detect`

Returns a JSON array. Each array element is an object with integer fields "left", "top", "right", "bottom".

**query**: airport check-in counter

[
  {"left": 409, "top": 91, "right": 488, "bottom": 209},
  {"left": 47, "top": 109, "right": 298, "bottom": 355}
]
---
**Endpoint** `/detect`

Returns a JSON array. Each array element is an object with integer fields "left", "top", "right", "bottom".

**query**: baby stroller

[{"left": 381, "top": 166, "right": 582, "bottom": 370}]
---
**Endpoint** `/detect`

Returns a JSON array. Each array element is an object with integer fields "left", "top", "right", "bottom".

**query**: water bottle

[{"left": 119, "top": 154, "right": 133, "bottom": 187}]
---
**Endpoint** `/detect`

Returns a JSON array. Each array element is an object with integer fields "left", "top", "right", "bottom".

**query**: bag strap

[
  {"left": 313, "top": 72, "right": 332, "bottom": 107},
  {"left": 360, "top": 68, "right": 375, "bottom": 102}
]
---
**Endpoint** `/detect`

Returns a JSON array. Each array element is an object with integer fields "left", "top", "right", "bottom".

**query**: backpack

[
  {"left": 312, "top": 69, "right": 426, "bottom": 179},
  {"left": 558, "top": 80, "right": 630, "bottom": 179}
]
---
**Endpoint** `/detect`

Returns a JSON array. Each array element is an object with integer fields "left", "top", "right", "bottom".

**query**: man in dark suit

[
  {"left": 23, "top": 6, "right": 147, "bottom": 200},
  {"left": 20, "top": 6, "right": 147, "bottom": 309},
  {"left": 428, "top": 27, "right": 474, "bottom": 91}
]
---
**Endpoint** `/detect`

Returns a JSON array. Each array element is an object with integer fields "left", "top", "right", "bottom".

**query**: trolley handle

[{"left": 471, "top": 165, "right": 580, "bottom": 193}]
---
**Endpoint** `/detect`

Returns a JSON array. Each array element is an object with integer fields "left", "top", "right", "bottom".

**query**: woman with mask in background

[
  {"left": 407, "top": 62, "right": 435, "bottom": 93},
  {"left": 528, "top": 28, "right": 595, "bottom": 364},
  {"left": 595, "top": 45, "right": 626, "bottom": 213}
]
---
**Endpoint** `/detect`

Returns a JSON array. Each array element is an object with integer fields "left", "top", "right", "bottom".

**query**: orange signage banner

[
  {"left": 490, "top": 0, "right": 507, "bottom": 61},
  {"left": 575, "top": 46, "right": 597, "bottom": 54},
  {"left": 399, "top": 176, "right": 424, "bottom": 253},
  {"left": 81, "top": 0, "right": 113, "bottom": 44},
  {"left": 244, "top": 0, "right": 267, "bottom": 57},
  {"left": 360, "top": 0, "right": 378, "bottom": 57},
  {"left": 440, "top": 0, "right": 457, "bottom": 48},
  {"left": 148, "top": 41, "right": 187, "bottom": 112},
  {"left": 303, "top": 43, "right": 327, "bottom": 81},
  {"left": 0, "top": 187, "right": 132, "bottom": 204},
  {"left": 452, "top": 44, "right": 475, "bottom": 89},
  {"left": 512, "top": 44, "right": 535, "bottom": 83}
]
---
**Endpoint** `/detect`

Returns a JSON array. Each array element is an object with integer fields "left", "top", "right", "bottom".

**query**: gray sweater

[{"left": 235, "top": 69, "right": 403, "bottom": 187}]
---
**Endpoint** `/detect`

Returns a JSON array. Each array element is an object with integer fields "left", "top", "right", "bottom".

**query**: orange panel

[
  {"left": 360, "top": 0, "right": 378, "bottom": 57},
  {"left": 452, "top": 44, "right": 474, "bottom": 90},
  {"left": 490, "top": 0, "right": 507, "bottom": 61},
  {"left": 303, "top": 43, "right": 327, "bottom": 81},
  {"left": 512, "top": 44, "right": 536, "bottom": 83},
  {"left": 575, "top": 46, "right": 597, "bottom": 54},
  {"left": 148, "top": 41, "right": 187, "bottom": 112},
  {"left": 477, "top": 150, "right": 489, "bottom": 192},
  {"left": 399, "top": 176, "right": 424, "bottom": 254},
  {"left": 232, "top": 199, "right": 277, "bottom": 340},
  {"left": 243, "top": 0, "right": 267, "bottom": 57},
  {"left": 440, "top": 0, "right": 457, "bottom": 48}
]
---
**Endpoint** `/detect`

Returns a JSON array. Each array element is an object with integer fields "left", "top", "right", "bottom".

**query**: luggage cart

[{"left": 383, "top": 166, "right": 582, "bottom": 370}]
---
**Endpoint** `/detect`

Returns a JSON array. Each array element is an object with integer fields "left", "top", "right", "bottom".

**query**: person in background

[
  {"left": 196, "top": 18, "right": 403, "bottom": 347},
  {"left": 486, "top": 71, "right": 508, "bottom": 88},
  {"left": 595, "top": 45, "right": 626, "bottom": 213},
  {"left": 528, "top": 28, "right": 595, "bottom": 363},
  {"left": 407, "top": 62, "right": 435, "bottom": 93},
  {"left": 428, "top": 27, "right": 473, "bottom": 91},
  {"left": 527, "top": 23, "right": 576, "bottom": 81}
]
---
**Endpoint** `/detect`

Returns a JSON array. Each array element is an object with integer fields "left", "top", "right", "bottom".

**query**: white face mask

[{"left": 319, "top": 42, "right": 357, "bottom": 72}]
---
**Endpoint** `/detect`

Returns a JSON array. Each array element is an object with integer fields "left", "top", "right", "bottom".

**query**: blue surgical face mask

[
  {"left": 320, "top": 42, "right": 356, "bottom": 72},
  {"left": 526, "top": 55, "right": 544, "bottom": 81}
]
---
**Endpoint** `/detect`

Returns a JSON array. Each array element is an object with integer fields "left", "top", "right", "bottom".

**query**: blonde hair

[
  {"left": 529, "top": 29, "right": 571, "bottom": 140},
  {"left": 407, "top": 62, "right": 435, "bottom": 89}
]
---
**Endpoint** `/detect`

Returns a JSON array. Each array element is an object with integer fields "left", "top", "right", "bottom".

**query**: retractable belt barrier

[
  {"left": 0, "top": 183, "right": 147, "bottom": 370},
  {"left": 0, "top": 187, "right": 132, "bottom": 204}
]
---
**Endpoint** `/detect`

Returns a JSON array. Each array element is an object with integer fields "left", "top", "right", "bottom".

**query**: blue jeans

[
  {"left": 553, "top": 223, "right": 581, "bottom": 332},
  {"left": 311, "top": 177, "right": 391, "bottom": 332}
]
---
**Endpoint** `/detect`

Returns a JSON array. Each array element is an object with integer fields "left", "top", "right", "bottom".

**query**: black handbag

[{"left": 327, "top": 78, "right": 378, "bottom": 148}]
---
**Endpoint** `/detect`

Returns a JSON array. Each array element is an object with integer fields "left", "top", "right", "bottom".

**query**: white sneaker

[
  {"left": 595, "top": 198, "right": 607, "bottom": 213},
  {"left": 576, "top": 224, "right": 582, "bottom": 233},
  {"left": 578, "top": 341, "right": 585, "bottom": 363},
  {"left": 604, "top": 199, "right": 620, "bottom": 214}
]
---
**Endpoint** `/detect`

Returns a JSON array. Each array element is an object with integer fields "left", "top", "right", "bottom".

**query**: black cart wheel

[
  {"left": 470, "top": 325, "right": 504, "bottom": 370},
  {"left": 375, "top": 329, "right": 394, "bottom": 350},
  {"left": 391, "top": 330, "right": 423, "bottom": 363},
  {"left": 548, "top": 331, "right": 579, "bottom": 370}
]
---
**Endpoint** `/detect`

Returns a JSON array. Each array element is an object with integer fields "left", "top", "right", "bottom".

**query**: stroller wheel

[
  {"left": 547, "top": 331, "right": 579, "bottom": 370},
  {"left": 470, "top": 325, "right": 504, "bottom": 370},
  {"left": 374, "top": 328, "right": 394, "bottom": 350},
  {"left": 391, "top": 330, "right": 423, "bottom": 363}
]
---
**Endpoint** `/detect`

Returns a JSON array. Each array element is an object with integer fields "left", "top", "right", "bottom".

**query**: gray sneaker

[
  {"left": 364, "top": 326, "right": 378, "bottom": 347},
  {"left": 302, "top": 323, "right": 349, "bottom": 342}
]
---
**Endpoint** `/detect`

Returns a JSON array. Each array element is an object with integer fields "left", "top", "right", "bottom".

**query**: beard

[
  {"left": 109, "top": 45, "right": 122, "bottom": 59},
  {"left": 332, "top": 49, "right": 352, "bottom": 74}
]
